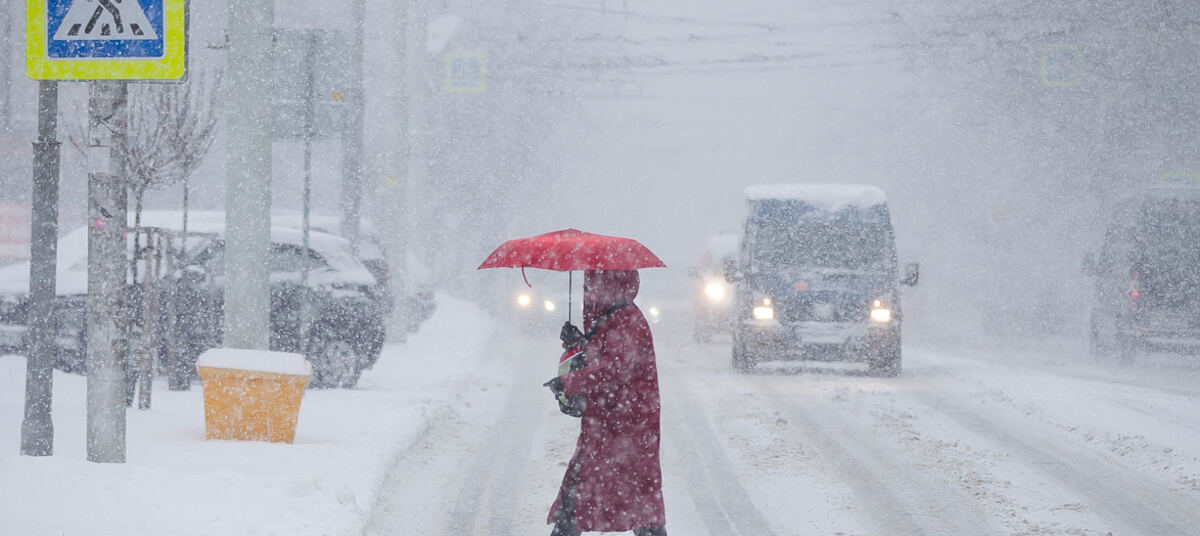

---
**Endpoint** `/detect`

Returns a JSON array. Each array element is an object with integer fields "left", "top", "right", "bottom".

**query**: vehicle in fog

[
  {"left": 0, "top": 211, "right": 387, "bottom": 388},
  {"left": 271, "top": 212, "right": 437, "bottom": 334},
  {"left": 726, "top": 184, "right": 918, "bottom": 375},
  {"left": 690, "top": 232, "right": 739, "bottom": 342},
  {"left": 174, "top": 225, "right": 385, "bottom": 388},
  {"left": 1085, "top": 184, "right": 1200, "bottom": 362}
]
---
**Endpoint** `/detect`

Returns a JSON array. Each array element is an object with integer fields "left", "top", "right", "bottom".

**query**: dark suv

[
  {"left": 727, "top": 185, "right": 918, "bottom": 375},
  {"left": 173, "top": 225, "right": 385, "bottom": 388},
  {"left": 1085, "top": 185, "right": 1200, "bottom": 362}
]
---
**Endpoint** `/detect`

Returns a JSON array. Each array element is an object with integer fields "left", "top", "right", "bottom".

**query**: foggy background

[{"left": 1, "top": 0, "right": 1197, "bottom": 343}]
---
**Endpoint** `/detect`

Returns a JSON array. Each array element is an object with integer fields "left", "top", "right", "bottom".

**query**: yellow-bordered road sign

[
  {"left": 27, "top": 0, "right": 187, "bottom": 80},
  {"left": 444, "top": 52, "right": 486, "bottom": 93}
]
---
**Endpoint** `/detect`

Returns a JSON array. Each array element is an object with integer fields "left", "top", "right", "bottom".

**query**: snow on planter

[{"left": 196, "top": 348, "right": 312, "bottom": 444}]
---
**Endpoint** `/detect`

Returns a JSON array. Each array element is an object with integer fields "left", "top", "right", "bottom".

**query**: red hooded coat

[{"left": 548, "top": 270, "right": 666, "bottom": 532}]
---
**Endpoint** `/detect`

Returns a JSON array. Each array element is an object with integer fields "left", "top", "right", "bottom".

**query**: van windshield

[
  {"left": 749, "top": 222, "right": 893, "bottom": 272},
  {"left": 1134, "top": 198, "right": 1200, "bottom": 306}
]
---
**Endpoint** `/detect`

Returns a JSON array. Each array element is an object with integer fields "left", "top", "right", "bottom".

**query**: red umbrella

[
  {"left": 478, "top": 229, "right": 666, "bottom": 272},
  {"left": 478, "top": 229, "right": 666, "bottom": 324}
]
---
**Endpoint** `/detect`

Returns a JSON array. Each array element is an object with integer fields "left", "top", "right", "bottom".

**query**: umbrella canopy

[{"left": 478, "top": 229, "right": 667, "bottom": 271}]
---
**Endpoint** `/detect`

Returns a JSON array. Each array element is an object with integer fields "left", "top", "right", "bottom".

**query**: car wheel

[
  {"left": 53, "top": 331, "right": 87, "bottom": 375},
  {"left": 732, "top": 331, "right": 756, "bottom": 373},
  {"left": 868, "top": 333, "right": 902, "bottom": 377},
  {"left": 308, "top": 331, "right": 363, "bottom": 389}
]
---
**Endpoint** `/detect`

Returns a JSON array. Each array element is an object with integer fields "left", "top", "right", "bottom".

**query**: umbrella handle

[
  {"left": 568, "top": 271, "right": 572, "bottom": 324},
  {"left": 521, "top": 266, "right": 532, "bottom": 288}
]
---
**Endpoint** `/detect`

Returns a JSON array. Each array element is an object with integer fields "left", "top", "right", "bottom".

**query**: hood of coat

[{"left": 583, "top": 269, "right": 640, "bottom": 330}]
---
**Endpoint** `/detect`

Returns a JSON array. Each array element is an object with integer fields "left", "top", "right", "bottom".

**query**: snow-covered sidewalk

[{"left": 0, "top": 294, "right": 496, "bottom": 536}]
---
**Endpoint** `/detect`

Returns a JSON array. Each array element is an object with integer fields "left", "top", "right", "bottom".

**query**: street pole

[
  {"left": 21, "top": 80, "right": 60, "bottom": 456},
  {"left": 302, "top": 32, "right": 316, "bottom": 289},
  {"left": 224, "top": 0, "right": 274, "bottom": 350},
  {"left": 299, "top": 31, "right": 316, "bottom": 348},
  {"left": 0, "top": 4, "right": 12, "bottom": 131},
  {"left": 384, "top": 0, "right": 412, "bottom": 344},
  {"left": 341, "top": 0, "right": 366, "bottom": 250},
  {"left": 86, "top": 80, "right": 129, "bottom": 463}
]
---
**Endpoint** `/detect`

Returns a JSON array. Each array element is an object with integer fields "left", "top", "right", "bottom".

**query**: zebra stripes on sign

[{"left": 52, "top": 0, "right": 158, "bottom": 41}]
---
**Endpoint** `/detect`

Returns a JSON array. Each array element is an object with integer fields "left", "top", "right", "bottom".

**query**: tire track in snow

[
  {"left": 364, "top": 331, "right": 553, "bottom": 536},
  {"left": 914, "top": 391, "right": 1200, "bottom": 536},
  {"left": 443, "top": 358, "right": 545, "bottom": 535},
  {"left": 756, "top": 382, "right": 1003, "bottom": 536},
  {"left": 666, "top": 384, "right": 777, "bottom": 536}
]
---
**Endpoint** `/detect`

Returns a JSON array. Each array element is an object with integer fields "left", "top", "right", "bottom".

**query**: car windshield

[{"left": 749, "top": 221, "right": 892, "bottom": 272}]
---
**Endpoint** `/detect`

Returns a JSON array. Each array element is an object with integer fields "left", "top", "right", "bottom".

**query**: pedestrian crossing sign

[{"left": 26, "top": 0, "right": 187, "bottom": 80}]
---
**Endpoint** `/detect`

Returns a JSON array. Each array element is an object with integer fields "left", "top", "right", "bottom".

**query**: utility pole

[
  {"left": 86, "top": 80, "right": 129, "bottom": 464},
  {"left": 20, "top": 80, "right": 60, "bottom": 456},
  {"left": 341, "top": 0, "right": 366, "bottom": 250},
  {"left": 383, "top": 0, "right": 412, "bottom": 343},
  {"left": 224, "top": 0, "right": 274, "bottom": 350},
  {"left": 0, "top": 3, "right": 12, "bottom": 131}
]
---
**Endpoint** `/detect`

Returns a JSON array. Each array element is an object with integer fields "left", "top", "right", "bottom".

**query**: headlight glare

[
  {"left": 704, "top": 282, "right": 726, "bottom": 301},
  {"left": 870, "top": 307, "right": 892, "bottom": 323},
  {"left": 543, "top": 300, "right": 556, "bottom": 312},
  {"left": 752, "top": 305, "right": 775, "bottom": 321},
  {"left": 516, "top": 293, "right": 532, "bottom": 308}
]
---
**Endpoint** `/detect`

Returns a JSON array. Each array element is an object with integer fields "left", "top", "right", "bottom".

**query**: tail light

[{"left": 1128, "top": 270, "right": 1140, "bottom": 304}]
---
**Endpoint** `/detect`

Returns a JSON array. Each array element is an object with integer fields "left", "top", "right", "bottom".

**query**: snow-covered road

[{"left": 365, "top": 321, "right": 1200, "bottom": 536}]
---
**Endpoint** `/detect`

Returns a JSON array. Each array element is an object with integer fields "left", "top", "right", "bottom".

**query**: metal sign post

[
  {"left": 19, "top": 81, "right": 60, "bottom": 457},
  {"left": 25, "top": 0, "right": 187, "bottom": 462}
]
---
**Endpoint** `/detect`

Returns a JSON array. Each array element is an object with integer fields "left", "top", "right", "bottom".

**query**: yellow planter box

[{"left": 196, "top": 349, "right": 312, "bottom": 443}]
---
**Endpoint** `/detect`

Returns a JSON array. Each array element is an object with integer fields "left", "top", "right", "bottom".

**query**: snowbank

[{"left": 0, "top": 293, "right": 496, "bottom": 536}]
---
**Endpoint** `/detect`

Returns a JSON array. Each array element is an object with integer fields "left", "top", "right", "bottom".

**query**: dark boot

[
  {"left": 551, "top": 452, "right": 582, "bottom": 536},
  {"left": 550, "top": 520, "right": 580, "bottom": 536},
  {"left": 633, "top": 527, "right": 667, "bottom": 536}
]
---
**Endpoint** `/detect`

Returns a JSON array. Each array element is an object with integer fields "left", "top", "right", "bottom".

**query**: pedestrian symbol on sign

[
  {"left": 27, "top": 0, "right": 187, "bottom": 80},
  {"left": 53, "top": 0, "right": 158, "bottom": 41}
]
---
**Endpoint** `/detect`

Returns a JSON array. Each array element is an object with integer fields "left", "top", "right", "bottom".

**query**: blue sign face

[{"left": 46, "top": 0, "right": 165, "bottom": 59}]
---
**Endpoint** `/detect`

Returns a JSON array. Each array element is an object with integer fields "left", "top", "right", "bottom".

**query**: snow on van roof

[{"left": 745, "top": 184, "right": 888, "bottom": 211}]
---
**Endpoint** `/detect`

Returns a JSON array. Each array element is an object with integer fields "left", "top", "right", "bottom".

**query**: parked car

[
  {"left": 169, "top": 220, "right": 385, "bottom": 388},
  {"left": 0, "top": 223, "right": 91, "bottom": 372},
  {"left": 0, "top": 211, "right": 386, "bottom": 388},
  {"left": 272, "top": 212, "right": 437, "bottom": 336},
  {"left": 726, "top": 184, "right": 918, "bottom": 375},
  {"left": 690, "top": 232, "right": 739, "bottom": 342},
  {"left": 1085, "top": 184, "right": 1200, "bottom": 362}
]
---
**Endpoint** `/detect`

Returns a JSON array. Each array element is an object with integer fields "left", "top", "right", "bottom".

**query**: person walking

[{"left": 545, "top": 269, "right": 667, "bottom": 536}]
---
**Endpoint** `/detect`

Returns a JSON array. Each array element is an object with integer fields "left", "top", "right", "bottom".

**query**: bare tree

[{"left": 126, "top": 70, "right": 222, "bottom": 232}]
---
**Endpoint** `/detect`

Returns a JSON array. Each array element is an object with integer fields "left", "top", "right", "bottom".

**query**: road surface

[{"left": 365, "top": 320, "right": 1200, "bottom": 535}]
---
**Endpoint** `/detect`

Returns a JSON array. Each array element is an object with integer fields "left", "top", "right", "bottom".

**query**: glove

[
  {"left": 544, "top": 377, "right": 585, "bottom": 417},
  {"left": 560, "top": 321, "right": 584, "bottom": 349}
]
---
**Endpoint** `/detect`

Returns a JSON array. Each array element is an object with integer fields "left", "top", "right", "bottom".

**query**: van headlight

[
  {"left": 751, "top": 297, "right": 774, "bottom": 321},
  {"left": 704, "top": 281, "right": 726, "bottom": 301},
  {"left": 870, "top": 299, "right": 892, "bottom": 323}
]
